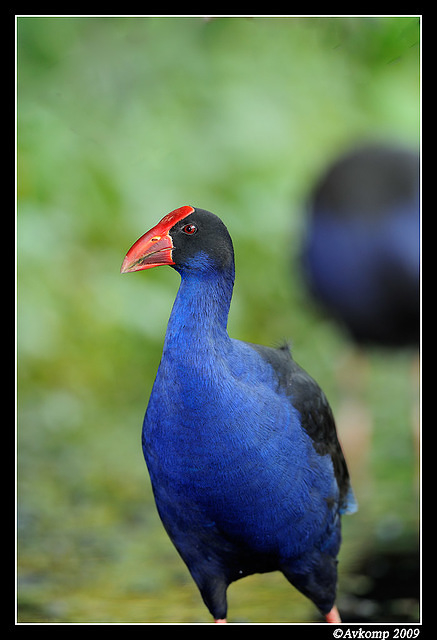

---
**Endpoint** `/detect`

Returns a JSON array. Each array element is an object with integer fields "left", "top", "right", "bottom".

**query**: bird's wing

[{"left": 247, "top": 342, "right": 357, "bottom": 515}]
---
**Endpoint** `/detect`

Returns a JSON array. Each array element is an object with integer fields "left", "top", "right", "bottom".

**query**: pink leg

[
  {"left": 325, "top": 606, "right": 341, "bottom": 623},
  {"left": 215, "top": 609, "right": 340, "bottom": 624}
]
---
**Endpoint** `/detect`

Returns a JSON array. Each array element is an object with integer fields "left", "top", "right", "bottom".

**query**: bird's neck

[{"left": 164, "top": 266, "right": 235, "bottom": 357}]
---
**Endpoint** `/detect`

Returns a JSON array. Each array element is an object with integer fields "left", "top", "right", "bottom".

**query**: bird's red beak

[{"left": 120, "top": 205, "right": 195, "bottom": 273}]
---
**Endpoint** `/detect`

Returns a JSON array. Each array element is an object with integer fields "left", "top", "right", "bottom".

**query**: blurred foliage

[{"left": 17, "top": 16, "right": 420, "bottom": 623}]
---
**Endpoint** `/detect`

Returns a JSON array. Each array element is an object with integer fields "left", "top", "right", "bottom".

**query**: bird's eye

[{"left": 182, "top": 224, "right": 198, "bottom": 235}]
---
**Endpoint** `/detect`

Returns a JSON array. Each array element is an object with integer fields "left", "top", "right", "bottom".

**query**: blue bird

[
  {"left": 302, "top": 144, "right": 420, "bottom": 348},
  {"left": 121, "top": 206, "right": 357, "bottom": 623}
]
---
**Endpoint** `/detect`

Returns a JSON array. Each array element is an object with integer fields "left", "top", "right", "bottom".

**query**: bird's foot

[
  {"left": 214, "top": 619, "right": 227, "bottom": 623},
  {"left": 325, "top": 606, "right": 341, "bottom": 623}
]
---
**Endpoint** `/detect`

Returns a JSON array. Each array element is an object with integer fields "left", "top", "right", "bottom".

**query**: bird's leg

[
  {"left": 214, "top": 619, "right": 227, "bottom": 623},
  {"left": 325, "top": 606, "right": 341, "bottom": 623}
]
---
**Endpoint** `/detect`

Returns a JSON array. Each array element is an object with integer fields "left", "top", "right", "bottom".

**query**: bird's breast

[{"left": 142, "top": 338, "right": 340, "bottom": 557}]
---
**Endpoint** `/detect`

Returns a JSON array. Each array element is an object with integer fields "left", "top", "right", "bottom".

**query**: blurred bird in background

[
  {"left": 302, "top": 143, "right": 420, "bottom": 351},
  {"left": 301, "top": 142, "right": 420, "bottom": 471}
]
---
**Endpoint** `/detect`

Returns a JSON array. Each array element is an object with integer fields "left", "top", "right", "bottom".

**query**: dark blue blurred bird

[
  {"left": 302, "top": 144, "right": 420, "bottom": 348},
  {"left": 121, "top": 206, "right": 357, "bottom": 623}
]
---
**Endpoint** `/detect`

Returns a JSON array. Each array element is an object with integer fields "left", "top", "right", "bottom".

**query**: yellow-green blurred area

[{"left": 17, "top": 16, "right": 420, "bottom": 623}]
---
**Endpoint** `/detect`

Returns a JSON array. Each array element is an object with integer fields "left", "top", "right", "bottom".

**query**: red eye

[{"left": 182, "top": 224, "right": 198, "bottom": 235}]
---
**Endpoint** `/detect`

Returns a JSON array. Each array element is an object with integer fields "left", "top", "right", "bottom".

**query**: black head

[
  {"left": 169, "top": 208, "right": 234, "bottom": 274},
  {"left": 121, "top": 206, "right": 234, "bottom": 276}
]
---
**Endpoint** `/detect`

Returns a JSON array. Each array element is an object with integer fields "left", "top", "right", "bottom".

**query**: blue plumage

[
  {"left": 302, "top": 144, "right": 420, "bottom": 347},
  {"left": 121, "top": 206, "right": 356, "bottom": 622}
]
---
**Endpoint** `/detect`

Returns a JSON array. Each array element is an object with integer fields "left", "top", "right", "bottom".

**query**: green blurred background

[{"left": 17, "top": 16, "right": 420, "bottom": 623}]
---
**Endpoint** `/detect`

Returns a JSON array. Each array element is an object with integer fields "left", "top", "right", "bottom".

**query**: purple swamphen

[
  {"left": 300, "top": 144, "right": 420, "bottom": 483},
  {"left": 301, "top": 143, "right": 420, "bottom": 349},
  {"left": 121, "top": 206, "right": 357, "bottom": 623}
]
